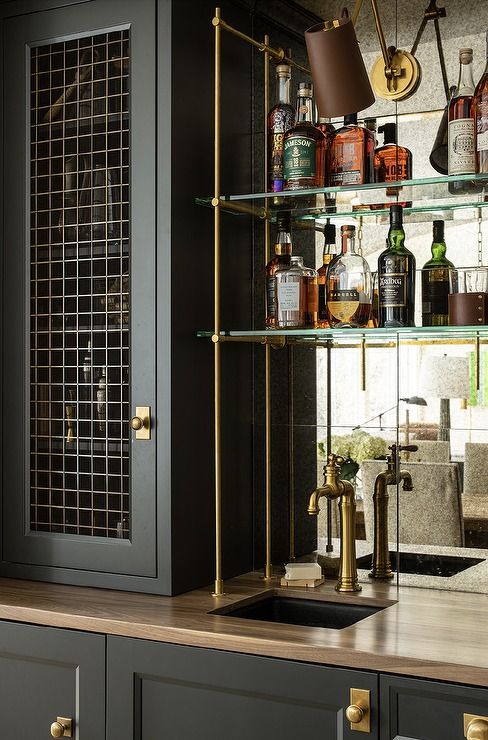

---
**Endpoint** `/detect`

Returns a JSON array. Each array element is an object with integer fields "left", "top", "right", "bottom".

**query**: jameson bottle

[
  {"left": 474, "top": 31, "right": 488, "bottom": 174},
  {"left": 378, "top": 205, "right": 416, "bottom": 328},
  {"left": 421, "top": 220, "right": 454, "bottom": 326},
  {"left": 265, "top": 212, "right": 292, "bottom": 328},
  {"left": 448, "top": 49, "right": 477, "bottom": 194},
  {"left": 283, "top": 82, "right": 325, "bottom": 190},
  {"left": 326, "top": 225, "right": 372, "bottom": 329},
  {"left": 317, "top": 220, "right": 336, "bottom": 328},
  {"left": 267, "top": 64, "right": 295, "bottom": 192},
  {"left": 329, "top": 113, "right": 374, "bottom": 186}
]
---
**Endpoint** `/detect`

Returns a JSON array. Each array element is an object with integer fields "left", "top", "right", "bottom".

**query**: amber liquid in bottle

[
  {"left": 265, "top": 212, "right": 292, "bottom": 328},
  {"left": 326, "top": 225, "right": 372, "bottom": 329},
  {"left": 474, "top": 31, "right": 488, "bottom": 174},
  {"left": 373, "top": 122, "right": 412, "bottom": 209},
  {"left": 448, "top": 48, "right": 480, "bottom": 194},
  {"left": 267, "top": 63, "right": 295, "bottom": 192},
  {"left": 316, "top": 118, "right": 335, "bottom": 187},
  {"left": 329, "top": 113, "right": 374, "bottom": 186},
  {"left": 316, "top": 220, "right": 336, "bottom": 328}
]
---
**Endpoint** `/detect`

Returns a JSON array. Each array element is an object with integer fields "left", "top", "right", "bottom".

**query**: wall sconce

[{"left": 305, "top": 0, "right": 422, "bottom": 118}]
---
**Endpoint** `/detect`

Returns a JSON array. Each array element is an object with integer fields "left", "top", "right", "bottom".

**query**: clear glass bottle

[
  {"left": 283, "top": 82, "right": 325, "bottom": 190},
  {"left": 421, "top": 220, "right": 454, "bottom": 326},
  {"left": 325, "top": 225, "right": 372, "bottom": 328},
  {"left": 448, "top": 48, "right": 478, "bottom": 194},
  {"left": 329, "top": 113, "right": 374, "bottom": 186},
  {"left": 276, "top": 255, "right": 307, "bottom": 328},
  {"left": 378, "top": 205, "right": 416, "bottom": 327},
  {"left": 474, "top": 31, "right": 488, "bottom": 174},
  {"left": 317, "top": 220, "right": 336, "bottom": 328},
  {"left": 267, "top": 64, "right": 295, "bottom": 192},
  {"left": 265, "top": 212, "right": 292, "bottom": 328}
]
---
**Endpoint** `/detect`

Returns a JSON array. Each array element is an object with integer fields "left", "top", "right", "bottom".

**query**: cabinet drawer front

[
  {"left": 381, "top": 674, "right": 488, "bottom": 740},
  {"left": 108, "top": 636, "right": 379, "bottom": 740},
  {"left": 0, "top": 622, "right": 105, "bottom": 739}
]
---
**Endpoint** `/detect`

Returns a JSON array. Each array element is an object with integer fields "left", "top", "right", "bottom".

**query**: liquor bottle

[
  {"left": 276, "top": 255, "right": 308, "bottom": 328},
  {"left": 267, "top": 63, "right": 295, "bottom": 192},
  {"left": 326, "top": 224, "right": 372, "bottom": 329},
  {"left": 83, "top": 340, "right": 92, "bottom": 384},
  {"left": 474, "top": 31, "right": 488, "bottom": 174},
  {"left": 421, "top": 220, "right": 454, "bottom": 326},
  {"left": 283, "top": 82, "right": 325, "bottom": 191},
  {"left": 265, "top": 212, "right": 292, "bottom": 328},
  {"left": 448, "top": 49, "right": 478, "bottom": 194},
  {"left": 373, "top": 122, "right": 412, "bottom": 209},
  {"left": 378, "top": 205, "right": 416, "bottom": 328},
  {"left": 303, "top": 262, "right": 318, "bottom": 328},
  {"left": 317, "top": 219, "right": 337, "bottom": 328},
  {"left": 97, "top": 366, "right": 107, "bottom": 432},
  {"left": 316, "top": 117, "right": 335, "bottom": 186},
  {"left": 329, "top": 113, "right": 374, "bottom": 186}
]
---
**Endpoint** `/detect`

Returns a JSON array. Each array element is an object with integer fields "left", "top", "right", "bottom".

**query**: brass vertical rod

[
  {"left": 326, "top": 341, "right": 333, "bottom": 553},
  {"left": 264, "top": 36, "right": 273, "bottom": 580},
  {"left": 476, "top": 333, "right": 481, "bottom": 392},
  {"left": 352, "top": 0, "right": 364, "bottom": 25},
  {"left": 360, "top": 336, "right": 366, "bottom": 391},
  {"left": 212, "top": 8, "right": 224, "bottom": 596},
  {"left": 288, "top": 345, "right": 295, "bottom": 562}
]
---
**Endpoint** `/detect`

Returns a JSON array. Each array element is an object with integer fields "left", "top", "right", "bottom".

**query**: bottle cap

[
  {"left": 344, "top": 112, "right": 358, "bottom": 126},
  {"left": 390, "top": 204, "right": 403, "bottom": 225},
  {"left": 276, "top": 211, "right": 291, "bottom": 231},
  {"left": 322, "top": 220, "right": 336, "bottom": 244},
  {"left": 298, "top": 81, "right": 313, "bottom": 97},
  {"left": 378, "top": 122, "right": 397, "bottom": 144},
  {"left": 276, "top": 63, "right": 291, "bottom": 77},
  {"left": 459, "top": 48, "right": 473, "bottom": 63},
  {"left": 341, "top": 224, "right": 355, "bottom": 234},
  {"left": 363, "top": 117, "right": 377, "bottom": 131},
  {"left": 433, "top": 219, "right": 444, "bottom": 240}
]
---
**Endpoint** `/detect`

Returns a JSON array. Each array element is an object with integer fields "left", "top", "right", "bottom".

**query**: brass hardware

[
  {"left": 308, "top": 454, "right": 361, "bottom": 592},
  {"left": 346, "top": 689, "right": 371, "bottom": 733},
  {"left": 360, "top": 336, "right": 366, "bottom": 391},
  {"left": 370, "top": 444, "right": 416, "bottom": 579},
  {"left": 476, "top": 334, "right": 481, "bottom": 391},
  {"left": 65, "top": 405, "right": 75, "bottom": 443},
  {"left": 50, "top": 717, "right": 72, "bottom": 738},
  {"left": 130, "top": 406, "right": 151, "bottom": 440},
  {"left": 464, "top": 714, "right": 488, "bottom": 740}
]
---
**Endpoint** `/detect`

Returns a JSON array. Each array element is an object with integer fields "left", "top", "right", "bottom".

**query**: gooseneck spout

[
  {"left": 370, "top": 444, "right": 416, "bottom": 580},
  {"left": 308, "top": 454, "right": 361, "bottom": 593}
]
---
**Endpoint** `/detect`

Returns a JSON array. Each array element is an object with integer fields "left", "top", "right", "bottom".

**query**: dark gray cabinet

[
  {"left": 106, "top": 635, "right": 379, "bottom": 739},
  {"left": 381, "top": 674, "right": 488, "bottom": 740},
  {"left": 0, "top": 621, "right": 105, "bottom": 739}
]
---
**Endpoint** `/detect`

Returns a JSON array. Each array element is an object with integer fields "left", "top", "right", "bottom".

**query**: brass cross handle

[
  {"left": 465, "top": 715, "right": 488, "bottom": 740},
  {"left": 50, "top": 717, "right": 72, "bottom": 738}
]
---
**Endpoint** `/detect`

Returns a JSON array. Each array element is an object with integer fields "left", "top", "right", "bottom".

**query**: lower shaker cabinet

[
  {"left": 381, "top": 674, "right": 488, "bottom": 740},
  {"left": 106, "top": 636, "right": 379, "bottom": 740},
  {"left": 0, "top": 621, "right": 105, "bottom": 739}
]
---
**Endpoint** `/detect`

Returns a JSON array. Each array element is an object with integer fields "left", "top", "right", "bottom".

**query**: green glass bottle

[
  {"left": 378, "top": 205, "right": 416, "bottom": 327},
  {"left": 421, "top": 220, "right": 454, "bottom": 326}
]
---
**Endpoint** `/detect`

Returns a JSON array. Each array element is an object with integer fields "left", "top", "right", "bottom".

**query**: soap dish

[{"left": 280, "top": 576, "right": 325, "bottom": 588}]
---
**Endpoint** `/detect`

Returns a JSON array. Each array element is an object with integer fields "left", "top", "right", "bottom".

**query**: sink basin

[
  {"left": 356, "top": 551, "right": 484, "bottom": 577},
  {"left": 213, "top": 595, "right": 386, "bottom": 630}
]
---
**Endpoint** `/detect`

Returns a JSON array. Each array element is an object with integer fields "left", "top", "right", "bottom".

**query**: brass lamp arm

[{"left": 351, "top": 0, "right": 392, "bottom": 70}]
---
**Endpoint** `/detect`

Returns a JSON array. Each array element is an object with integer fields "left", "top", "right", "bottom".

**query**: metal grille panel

[{"left": 29, "top": 31, "right": 130, "bottom": 538}]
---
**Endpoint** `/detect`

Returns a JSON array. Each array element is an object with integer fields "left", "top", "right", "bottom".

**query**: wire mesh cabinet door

[{"left": 1, "top": 0, "right": 164, "bottom": 589}]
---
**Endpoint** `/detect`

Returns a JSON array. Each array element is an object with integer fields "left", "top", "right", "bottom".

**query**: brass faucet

[
  {"left": 369, "top": 444, "right": 417, "bottom": 579},
  {"left": 308, "top": 453, "right": 361, "bottom": 593}
]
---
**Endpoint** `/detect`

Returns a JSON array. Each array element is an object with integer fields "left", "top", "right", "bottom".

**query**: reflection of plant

[{"left": 318, "top": 430, "right": 387, "bottom": 465}]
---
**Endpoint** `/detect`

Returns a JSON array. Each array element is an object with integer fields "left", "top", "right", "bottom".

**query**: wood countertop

[{"left": 0, "top": 573, "right": 487, "bottom": 687}]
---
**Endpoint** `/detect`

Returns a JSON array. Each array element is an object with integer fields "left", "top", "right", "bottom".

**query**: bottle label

[
  {"left": 477, "top": 129, "right": 488, "bottom": 152},
  {"left": 266, "top": 275, "right": 277, "bottom": 319},
  {"left": 448, "top": 118, "right": 476, "bottom": 174},
  {"left": 379, "top": 273, "right": 406, "bottom": 308},
  {"left": 327, "top": 289, "right": 359, "bottom": 323},
  {"left": 329, "top": 170, "right": 361, "bottom": 186},
  {"left": 277, "top": 282, "right": 300, "bottom": 311},
  {"left": 318, "top": 284, "right": 327, "bottom": 320},
  {"left": 423, "top": 275, "right": 449, "bottom": 316},
  {"left": 283, "top": 135, "right": 316, "bottom": 181}
]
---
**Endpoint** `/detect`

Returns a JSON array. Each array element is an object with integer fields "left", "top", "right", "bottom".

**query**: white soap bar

[{"left": 284, "top": 562, "right": 321, "bottom": 580}]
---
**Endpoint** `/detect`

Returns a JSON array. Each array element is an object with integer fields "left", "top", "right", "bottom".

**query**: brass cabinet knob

[
  {"left": 346, "top": 704, "right": 364, "bottom": 724},
  {"left": 50, "top": 717, "right": 72, "bottom": 738},
  {"left": 466, "top": 718, "right": 488, "bottom": 740},
  {"left": 130, "top": 416, "right": 144, "bottom": 430}
]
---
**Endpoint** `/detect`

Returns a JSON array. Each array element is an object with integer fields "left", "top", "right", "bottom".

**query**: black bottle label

[
  {"left": 318, "top": 284, "right": 327, "bottom": 320},
  {"left": 423, "top": 278, "right": 449, "bottom": 315},
  {"left": 379, "top": 273, "right": 406, "bottom": 308},
  {"left": 266, "top": 275, "right": 277, "bottom": 318}
]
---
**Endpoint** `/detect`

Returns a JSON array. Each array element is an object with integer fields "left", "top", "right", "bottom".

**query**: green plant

[{"left": 317, "top": 430, "right": 388, "bottom": 480}]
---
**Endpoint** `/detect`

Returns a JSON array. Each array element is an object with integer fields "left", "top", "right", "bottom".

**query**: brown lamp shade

[{"left": 305, "top": 14, "right": 375, "bottom": 119}]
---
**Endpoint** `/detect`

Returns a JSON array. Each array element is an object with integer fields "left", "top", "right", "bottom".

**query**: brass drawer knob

[
  {"left": 130, "top": 416, "right": 144, "bottom": 430},
  {"left": 50, "top": 717, "right": 72, "bottom": 738},
  {"left": 346, "top": 704, "right": 364, "bottom": 724},
  {"left": 465, "top": 715, "right": 488, "bottom": 740}
]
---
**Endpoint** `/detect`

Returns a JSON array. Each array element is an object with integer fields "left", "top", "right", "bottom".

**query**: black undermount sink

[
  {"left": 356, "top": 551, "right": 484, "bottom": 578},
  {"left": 213, "top": 595, "right": 386, "bottom": 630}
]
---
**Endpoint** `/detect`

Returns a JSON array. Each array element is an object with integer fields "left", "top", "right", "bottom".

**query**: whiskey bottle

[
  {"left": 373, "top": 122, "right": 412, "bottom": 208},
  {"left": 276, "top": 255, "right": 308, "bottom": 328},
  {"left": 96, "top": 366, "right": 107, "bottom": 433},
  {"left": 316, "top": 117, "right": 335, "bottom": 186},
  {"left": 474, "top": 31, "right": 488, "bottom": 174},
  {"left": 267, "top": 63, "right": 295, "bottom": 192},
  {"left": 378, "top": 205, "right": 416, "bottom": 328},
  {"left": 317, "top": 220, "right": 337, "bottom": 328},
  {"left": 326, "top": 225, "right": 372, "bottom": 329},
  {"left": 329, "top": 113, "right": 374, "bottom": 186},
  {"left": 421, "top": 220, "right": 454, "bottom": 326},
  {"left": 448, "top": 49, "right": 478, "bottom": 194},
  {"left": 265, "top": 212, "right": 292, "bottom": 328},
  {"left": 283, "top": 82, "right": 325, "bottom": 191}
]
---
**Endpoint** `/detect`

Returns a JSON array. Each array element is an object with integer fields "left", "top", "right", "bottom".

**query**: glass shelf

[
  {"left": 196, "top": 174, "right": 488, "bottom": 222},
  {"left": 197, "top": 325, "right": 488, "bottom": 344}
]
